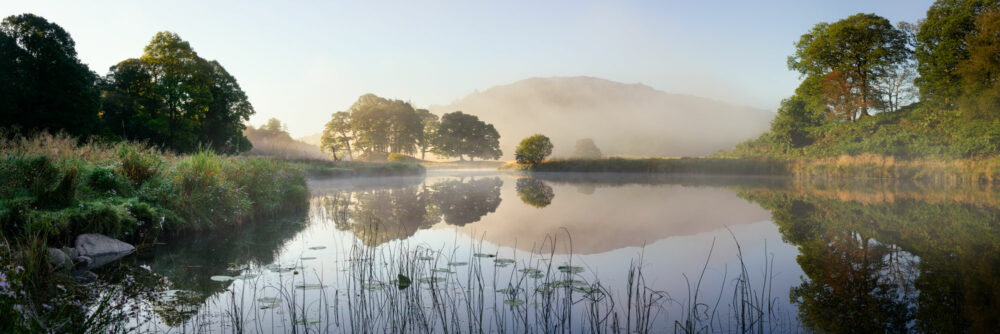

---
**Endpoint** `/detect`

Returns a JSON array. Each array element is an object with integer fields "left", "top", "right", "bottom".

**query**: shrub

[{"left": 515, "top": 134, "right": 553, "bottom": 165}]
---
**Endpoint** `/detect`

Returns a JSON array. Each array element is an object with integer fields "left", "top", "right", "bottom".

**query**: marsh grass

[
  {"left": 131, "top": 226, "right": 792, "bottom": 333},
  {"left": 0, "top": 131, "right": 309, "bottom": 333}
]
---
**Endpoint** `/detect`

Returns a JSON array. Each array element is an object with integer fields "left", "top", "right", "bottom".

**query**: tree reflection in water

[
  {"left": 515, "top": 178, "right": 554, "bottom": 208},
  {"left": 317, "top": 176, "right": 503, "bottom": 246}
]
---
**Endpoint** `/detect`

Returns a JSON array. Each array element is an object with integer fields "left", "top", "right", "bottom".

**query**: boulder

[
  {"left": 74, "top": 234, "right": 135, "bottom": 270},
  {"left": 47, "top": 248, "right": 73, "bottom": 272}
]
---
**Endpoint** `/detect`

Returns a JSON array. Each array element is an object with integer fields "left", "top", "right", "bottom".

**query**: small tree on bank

[{"left": 515, "top": 134, "right": 553, "bottom": 165}]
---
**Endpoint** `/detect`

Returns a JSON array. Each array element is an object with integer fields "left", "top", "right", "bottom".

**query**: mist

[{"left": 430, "top": 76, "right": 775, "bottom": 159}]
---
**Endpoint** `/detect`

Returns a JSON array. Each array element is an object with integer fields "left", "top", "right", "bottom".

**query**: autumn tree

[
  {"left": 789, "top": 13, "right": 911, "bottom": 121},
  {"left": 957, "top": 9, "right": 1000, "bottom": 120}
]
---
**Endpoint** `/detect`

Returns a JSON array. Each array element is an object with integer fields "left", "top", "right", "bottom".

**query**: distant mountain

[{"left": 430, "top": 76, "right": 775, "bottom": 158}]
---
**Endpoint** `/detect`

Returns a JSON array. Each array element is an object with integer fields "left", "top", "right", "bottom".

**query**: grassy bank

[
  {"left": 506, "top": 155, "right": 1000, "bottom": 184},
  {"left": 278, "top": 157, "right": 425, "bottom": 178},
  {"left": 0, "top": 132, "right": 309, "bottom": 332},
  {"left": 506, "top": 157, "right": 790, "bottom": 176}
]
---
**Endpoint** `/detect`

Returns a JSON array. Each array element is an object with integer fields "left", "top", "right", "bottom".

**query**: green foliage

[
  {"left": 386, "top": 153, "right": 419, "bottom": 163},
  {"left": 102, "top": 31, "right": 254, "bottom": 154},
  {"left": 434, "top": 111, "right": 502, "bottom": 161},
  {"left": 789, "top": 13, "right": 911, "bottom": 120},
  {"left": 515, "top": 178, "right": 554, "bottom": 208},
  {"left": 916, "top": 0, "right": 1000, "bottom": 107},
  {"left": 514, "top": 134, "right": 552, "bottom": 165},
  {"left": 0, "top": 132, "right": 308, "bottom": 243},
  {"left": 0, "top": 14, "right": 101, "bottom": 137}
]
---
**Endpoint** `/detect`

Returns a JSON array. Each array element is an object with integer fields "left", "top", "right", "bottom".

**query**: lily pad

[
  {"left": 557, "top": 265, "right": 584, "bottom": 274},
  {"left": 397, "top": 274, "right": 412, "bottom": 290},
  {"left": 495, "top": 258, "right": 515, "bottom": 265},
  {"left": 300, "top": 256, "right": 317, "bottom": 261},
  {"left": 473, "top": 253, "right": 496, "bottom": 258},
  {"left": 308, "top": 246, "right": 326, "bottom": 250},
  {"left": 518, "top": 268, "right": 542, "bottom": 275},
  {"left": 504, "top": 299, "right": 526, "bottom": 306},
  {"left": 362, "top": 282, "right": 386, "bottom": 291},
  {"left": 417, "top": 256, "right": 435, "bottom": 261},
  {"left": 295, "top": 318, "right": 320, "bottom": 325},
  {"left": 295, "top": 283, "right": 324, "bottom": 290},
  {"left": 431, "top": 268, "right": 456, "bottom": 274},
  {"left": 448, "top": 261, "right": 468, "bottom": 266},
  {"left": 257, "top": 297, "right": 281, "bottom": 304},
  {"left": 210, "top": 275, "right": 234, "bottom": 282},
  {"left": 496, "top": 288, "right": 519, "bottom": 294}
]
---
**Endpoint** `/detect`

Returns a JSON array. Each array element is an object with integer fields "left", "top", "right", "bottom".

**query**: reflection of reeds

[{"left": 137, "top": 224, "right": 793, "bottom": 333}]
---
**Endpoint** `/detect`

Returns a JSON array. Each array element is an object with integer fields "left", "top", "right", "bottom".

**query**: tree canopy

[
  {"left": 434, "top": 111, "right": 502, "bottom": 161},
  {"left": 102, "top": 31, "right": 253, "bottom": 153},
  {"left": 515, "top": 134, "right": 553, "bottom": 165},
  {"left": 0, "top": 14, "right": 100, "bottom": 137},
  {"left": 789, "top": 13, "right": 911, "bottom": 121}
]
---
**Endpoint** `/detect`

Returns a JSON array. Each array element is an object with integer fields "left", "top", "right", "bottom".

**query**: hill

[{"left": 430, "top": 76, "right": 775, "bottom": 158}]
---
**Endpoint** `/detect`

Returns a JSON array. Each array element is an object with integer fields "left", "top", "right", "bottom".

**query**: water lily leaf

[
  {"left": 519, "top": 268, "right": 542, "bottom": 274},
  {"left": 448, "top": 261, "right": 468, "bottom": 266},
  {"left": 308, "top": 246, "right": 326, "bottom": 250},
  {"left": 557, "top": 265, "right": 584, "bottom": 274},
  {"left": 504, "top": 299, "right": 525, "bottom": 306},
  {"left": 496, "top": 288, "right": 519, "bottom": 294},
  {"left": 397, "top": 274, "right": 412, "bottom": 290},
  {"left": 495, "top": 258, "right": 515, "bottom": 265},
  {"left": 473, "top": 253, "right": 496, "bottom": 258},
  {"left": 210, "top": 275, "right": 234, "bottom": 282},
  {"left": 417, "top": 256, "right": 434, "bottom": 261},
  {"left": 431, "top": 268, "right": 455, "bottom": 274},
  {"left": 300, "top": 257, "right": 317, "bottom": 261},
  {"left": 362, "top": 282, "right": 386, "bottom": 291},
  {"left": 295, "top": 283, "right": 324, "bottom": 290},
  {"left": 257, "top": 297, "right": 281, "bottom": 304}
]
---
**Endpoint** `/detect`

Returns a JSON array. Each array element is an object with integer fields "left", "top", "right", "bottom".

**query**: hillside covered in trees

[{"left": 728, "top": 0, "right": 1000, "bottom": 160}]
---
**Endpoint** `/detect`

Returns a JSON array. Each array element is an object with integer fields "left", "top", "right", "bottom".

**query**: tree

[
  {"left": 572, "top": 138, "right": 602, "bottom": 158},
  {"left": 345, "top": 94, "right": 422, "bottom": 155},
  {"left": 957, "top": 9, "right": 1000, "bottom": 120},
  {"left": 515, "top": 178, "right": 554, "bottom": 208},
  {"left": 878, "top": 22, "right": 920, "bottom": 113},
  {"left": 789, "top": 13, "right": 911, "bottom": 120},
  {"left": 321, "top": 111, "right": 353, "bottom": 160},
  {"left": 0, "top": 14, "right": 100, "bottom": 137},
  {"left": 102, "top": 31, "right": 254, "bottom": 153},
  {"left": 770, "top": 95, "right": 821, "bottom": 148},
  {"left": 434, "top": 111, "right": 502, "bottom": 161},
  {"left": 515, "top": 134, "right": 553, "bottom": 165},
  {"left": 415, "top": 109, "right": 439, "bottom": 160},
  {"left": 916, "top": 0, "right": 1000, "bottom": 107}
]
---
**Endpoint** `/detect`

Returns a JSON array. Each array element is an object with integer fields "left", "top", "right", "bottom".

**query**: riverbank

[
  {"left": 503, "top": 154, "right": 1000, "bottom": 184},
  {"left": 0, "top": 133, "right": 310, "bottom": 332},
  {"left": 282, "top": 157, "right": 425, "bottom": 178}
]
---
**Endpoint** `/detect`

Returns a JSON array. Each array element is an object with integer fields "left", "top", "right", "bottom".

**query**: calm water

[{"left": 127, "top": 170, "right": 1000, "bottom": 333}]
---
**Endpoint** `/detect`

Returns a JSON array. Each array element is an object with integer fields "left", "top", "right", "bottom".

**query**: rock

[
  {"left": 47, "top": 248, "right": 73, "bottom": 272},
  {"left": 74, "top": 234, "right": 135, "bottom": 270},
  {"left": 73, "top": 270, "right": 98, "bottom": 282}
]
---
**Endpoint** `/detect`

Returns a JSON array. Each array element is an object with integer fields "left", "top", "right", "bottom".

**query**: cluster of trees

[
  {"left": 0, "top": 14, "right": 254, "bottom": 153},
  {"left": 321, "top": 94, "right": 501, "bottom": 161},
  {"left": 762, "top": 0, "right": 1000, "bottom": 155}
]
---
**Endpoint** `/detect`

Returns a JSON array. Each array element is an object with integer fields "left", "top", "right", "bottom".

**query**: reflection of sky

[{"left": 144, "top": 171, "right": 803, "bottom": 331}]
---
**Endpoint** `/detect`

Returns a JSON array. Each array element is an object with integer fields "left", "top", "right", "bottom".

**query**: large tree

[
  {"left": 102, "top": 32, "right": 254, "bottom": 153},
  {"left": 345, "top": 94, "right": 422, "bottom": 155},
  {"left": 916, "top": 0, "right": 1000, "bottom": 108},
  {"left": 321, "top": 111, "right": 353, "bottom": 160},
  {"left": 0, "top": 14, "right": 100, "bottom": 136},
  {"left": 434, "top": 111, "right": 502, "bottom": 161},
  {"left": 789, "top": 13, "right": 911, "bottom": 121},
  {"left": 957, "top": 9, "right": 1000, "bottom": 120},
  {"left": 415, "top": 108, "right": 439, "bottom": 160}
]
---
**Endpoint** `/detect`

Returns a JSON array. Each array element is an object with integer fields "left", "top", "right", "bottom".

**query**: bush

[
  {"left": 515, "top": 134, "right": 553, "bottom": 165},
  {"left": 387, "top": 153, "right": 419, "bottom": 162}
]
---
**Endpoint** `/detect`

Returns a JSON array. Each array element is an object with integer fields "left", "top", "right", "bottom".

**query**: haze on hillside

[{"left": 430, "top": 76, "right": 775, "bottom": 159}]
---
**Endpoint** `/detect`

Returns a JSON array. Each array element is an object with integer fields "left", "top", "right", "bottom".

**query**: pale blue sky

[{"left": 2, "top": 0, "right": 933, "bottom": 137}]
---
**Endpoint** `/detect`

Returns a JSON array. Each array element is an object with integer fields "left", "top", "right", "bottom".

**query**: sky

[{"left": 2, "top": 0, "right": 934, "bottom": 137}]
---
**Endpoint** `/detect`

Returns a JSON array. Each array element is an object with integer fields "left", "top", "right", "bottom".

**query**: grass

[
  {"left": 503, "top": 155, "right": 1000, "bottom": 185},
  {"left": 121, "top": 226, "right": 790, "bottom": 333},
  {"left": 0, "top": 131, "right": 310, "bottom": 333},
  {"left": 280, "top": 157, "right": 425, "bottom": 178}
]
